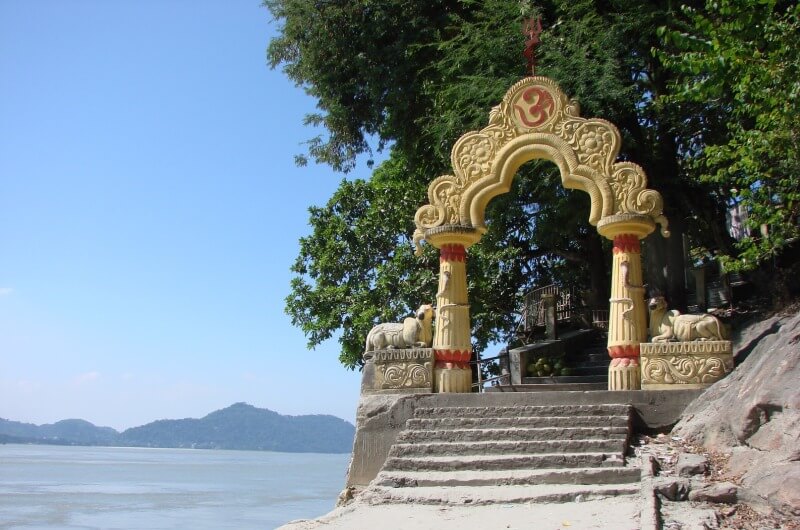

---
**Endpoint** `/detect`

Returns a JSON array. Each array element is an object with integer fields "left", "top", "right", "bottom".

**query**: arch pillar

[
  {"left": 427, "top": 228, "right": 481, "bottom": 393},
  {"left": 597, "top": 214, "right": 655, "bottom": 390}
]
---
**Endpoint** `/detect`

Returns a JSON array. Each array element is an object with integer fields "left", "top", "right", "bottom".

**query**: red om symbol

[{"left": 513, "top": 87, "right": 555, "bottom": 128}]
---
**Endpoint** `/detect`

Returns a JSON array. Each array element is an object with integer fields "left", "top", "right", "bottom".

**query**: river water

[{"left": 0, "top": 444, "right": 350, "bottom": 529}]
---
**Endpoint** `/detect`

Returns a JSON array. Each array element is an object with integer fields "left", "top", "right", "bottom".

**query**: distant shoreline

[{"left": 0, "top": 441, "right": 352, "bottom": 457}]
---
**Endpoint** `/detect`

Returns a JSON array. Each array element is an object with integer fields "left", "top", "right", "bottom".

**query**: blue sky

[{"left": 0, "top": 0, "right": 378, "bottom": 430}]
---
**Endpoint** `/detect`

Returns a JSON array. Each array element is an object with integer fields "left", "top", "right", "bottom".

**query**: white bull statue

[
  {"left": 365, "top": 304, "right": 434, "bottom": 352},
  {"left": 648, "top": 296, "right": 728, "bottom": 342}
]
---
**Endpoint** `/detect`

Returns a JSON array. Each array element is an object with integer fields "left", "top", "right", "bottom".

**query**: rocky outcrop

[{"left": 671, "top": 309, "right": 800, "bottom": 515}]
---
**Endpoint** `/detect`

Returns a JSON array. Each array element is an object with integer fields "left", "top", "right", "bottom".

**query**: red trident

[{"left": 522, "top": 16, "right": 543, "bottom": 76}]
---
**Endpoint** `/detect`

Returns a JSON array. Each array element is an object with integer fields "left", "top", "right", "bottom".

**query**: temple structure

[
  {"left": 411, "top": 75, "right": 669, "bottom": 391},
  {"left": 348, "top": 46, "right": 735, "bottom": 506}
]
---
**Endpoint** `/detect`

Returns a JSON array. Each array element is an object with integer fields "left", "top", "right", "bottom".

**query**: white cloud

[{"left": 0, "top": 287, "right": 13, "bottom": 296}]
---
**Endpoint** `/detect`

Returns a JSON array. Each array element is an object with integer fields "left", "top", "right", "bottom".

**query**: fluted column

[
  {"left": 432, "top": 244, "right": 472, "bottom": 392},
  {"left": 598, "top": 215, "right": 655, "bottom": 391}
]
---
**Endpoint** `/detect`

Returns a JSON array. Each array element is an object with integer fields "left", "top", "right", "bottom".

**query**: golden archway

[{"left": 413, "top": 76, "right": 670, "bottom": 393}]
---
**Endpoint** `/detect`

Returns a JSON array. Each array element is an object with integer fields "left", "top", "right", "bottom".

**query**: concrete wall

[{"left": 344, "top": 389, "right": 703, "bottom": 488}]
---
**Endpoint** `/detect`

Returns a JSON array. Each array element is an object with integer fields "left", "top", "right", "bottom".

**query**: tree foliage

[
  {"left": 657, "top": 0, "right": 800, "bottom": 271},
  {"left": 267, "top": 0, "right": 799, "bottom": 368}
]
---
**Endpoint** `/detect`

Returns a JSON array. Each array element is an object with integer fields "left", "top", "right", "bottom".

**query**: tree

[
  {"left": 657, "top": 0, "right": 800, "bottom": 284},
  {"left": 268, "top": 0, "right": 753, "bottom": 368},
  {"left": 285, "top": 154, "right": 439, "bottom": 368}
]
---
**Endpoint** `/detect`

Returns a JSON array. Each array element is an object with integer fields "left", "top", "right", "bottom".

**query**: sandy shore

[{"left": 278, "top": 497, "right": 641, "bottom": 530}]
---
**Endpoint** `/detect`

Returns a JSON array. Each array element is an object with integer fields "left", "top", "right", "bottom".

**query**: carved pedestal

[
  {"left": 368, "top": 348, "right": 434, "bottom": 393},
  {"left": 641, "top": 341, "right": 733, "bottom": 389}
]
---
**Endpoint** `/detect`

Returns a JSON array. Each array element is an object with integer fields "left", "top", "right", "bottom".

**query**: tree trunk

[{"left": 585, "top": 231, "right": 609, "bottom": 308}]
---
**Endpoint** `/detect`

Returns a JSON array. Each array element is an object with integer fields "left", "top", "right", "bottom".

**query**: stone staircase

[{"left": 362, "top": 403, "right": 641, "bottom": 506}]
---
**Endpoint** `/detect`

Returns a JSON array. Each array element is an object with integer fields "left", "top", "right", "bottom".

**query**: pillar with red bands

[
  {"left": 612, "top": 234, "right": 640, "bottom": 254},
  {"left": 440, "top": 244, "right": 466, "bottom": 262}
]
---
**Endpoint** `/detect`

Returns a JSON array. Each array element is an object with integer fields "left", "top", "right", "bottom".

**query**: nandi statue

[
  {"left": 648, "top": 296, "right": 727, "bottom": 342},
  {"left": 365, "top": 304, "right": 434, "bottom": 353}
]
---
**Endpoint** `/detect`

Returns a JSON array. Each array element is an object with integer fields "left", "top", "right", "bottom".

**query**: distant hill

[
  {"left": 119, "top": 403, "right": 355, "bottom": 453},
  {"left": 0, "top": 418, "right": 118, "bottom": 445},
  {"left": 0, "top": 403, "right": 355, "bottom": 454}
]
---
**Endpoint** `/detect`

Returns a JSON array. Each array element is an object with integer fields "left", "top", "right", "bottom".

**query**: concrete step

[
  {"left": 411, "top": 404, "right": 630, "bottom": 419},
  {"left": 364, "top": 482, "right": 640, "bottom": 506},
  {"left": 405, "top": 414, "right": 629, "bottom": 431},
  {"left": 582, "top": 346, "right": 610, "bottom": 354},
  {"left": 389, "top": 438, "right": 627, "bottom": 457},
  {"left": 563, "top": 359, "right": 610, "bottom": 368},
  {"left": 383, "top": 452, "right": 625, "bottom": 472},
  {"left": 521, "top": 366, "right": 608, "bottom": 377},
  {"left": 567, "top": 352, "right": 609, "bottom": 362},
  {"left": 572, "top": 361, "right": 610, "bottom": 375},
  {"left": 397, "top": 425, "right": 629, "bottom": 443},
  {"left": 522, "top": 374, "right": 607, "bottom": 384},
  {"left": 373, "top": 466, "right": 641, "bottom": 488},
  {"left": 485, "top": 382, "right": 608, "bottom": 392}
]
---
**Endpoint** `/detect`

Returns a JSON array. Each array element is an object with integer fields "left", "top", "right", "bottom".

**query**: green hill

[
  {"left": 0, "top": 403, "right": 354, "bottom": 453},
  {"left": 0, "top": 417, "right": 118, "bottom": 445},
  {"left": 120, "top": 402, "right": 354, "bottom": 453}
]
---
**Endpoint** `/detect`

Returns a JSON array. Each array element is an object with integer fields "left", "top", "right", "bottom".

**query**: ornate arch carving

[{"left": 413, "top": 76, "right": 669, "bottom": 252}]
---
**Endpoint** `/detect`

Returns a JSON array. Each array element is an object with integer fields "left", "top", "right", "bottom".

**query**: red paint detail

[
  {"left": 513, "top": 87, "right": 555, "bottom": 128},
  {"left": 440, "top": 244, "right": 466, "bottom": 263},
  {"left": 607, "top": 344, "right": 640, "bottom": 359},
  {"left": 610, "top": 357, "right": 640, "bottom": 368},
  {"left": 613, "top": 234, "right": 640, "bottom": 254},
  {"left": 434, "top": 349, "right": 472, "bottom": 363},
  {"left": 435, "top": 361, "right": 470, "bottom": 370}
]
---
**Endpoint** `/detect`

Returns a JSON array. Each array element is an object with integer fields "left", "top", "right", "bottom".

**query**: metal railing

[
  {"left": 471, "top": 350, "right": 510, "bottom": 392},
  {"left": 515, "top": 284, "right": 580, "bottom": 343}
]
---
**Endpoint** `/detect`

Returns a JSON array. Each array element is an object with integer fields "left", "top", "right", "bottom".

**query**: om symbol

[{"left": 513, "top": 87, "right": 555, "bottom": 128}]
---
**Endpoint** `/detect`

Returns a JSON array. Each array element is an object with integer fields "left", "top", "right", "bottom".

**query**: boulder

[
  {"left": 672, "top": 309, "right": 800, "bottom": 515},
  {"left": 676, "top": 453, "right": 708, "bottom": 477},
  {"left": 688, "top": 482, "right": 738, "bottom": 504},
  {"left": 653, "top": 477, "right": 691, "bottom": 501}
]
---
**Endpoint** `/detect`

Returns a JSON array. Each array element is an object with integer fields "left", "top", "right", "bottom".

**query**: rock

[
  {"left": 653, "top": 477, "right": 691, "bottom": 501},
  {"left": 671, "top": 309, "right": 800, "bottom": 515},
  {"left": 336, "top": 486, "right": 355, "bottom": 506},
  {"left": 677, "top": 453, "right": 709, "bottom": 477},
  {"left": 661, "top": 503, "right": 720, "bottom": 530},
  {"left": 688, "top": 482, "right": 738, "bottom": 504}
]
